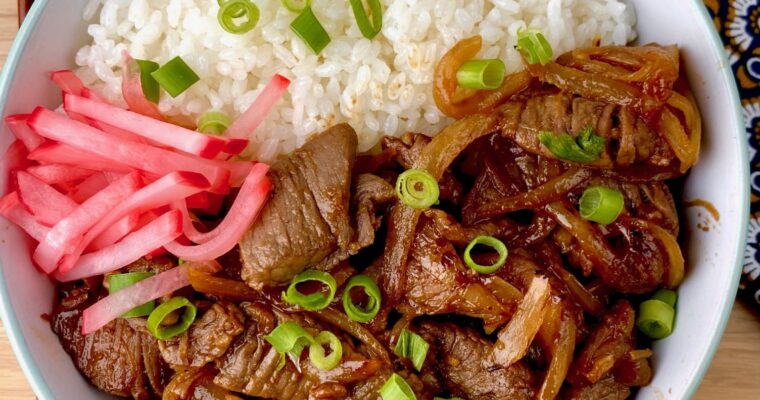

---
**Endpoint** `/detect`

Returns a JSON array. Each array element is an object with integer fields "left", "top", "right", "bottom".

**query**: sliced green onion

[
  {"left": 282, "top": 269, "right": 337, "bottom": 311},
  {"left": 395, "top": 169, "right": 439, "bottom": 209},
  {"left": 342, "top": 275, "right": 381, "bottom": 323},
  {"left": 538, "top": 125, "right": 605, "bottom": 163},
  {"left": 146, "top": 296, "right": 197, "bottom": 340},
  {"left": 308, "top": 331, "right": 343, "bottom": 370},
  {"left": 197, "top": 112, "right": 231, "bottom": 135},
  {"left": 135, "top": 59, "right": 160, "bottom": 103},
  {"left": 579, "top": 186, "right": 624, "bottom": 225},
  {"left": 282, "top": 0, "right": 312, "bottom": 13},
  {"left": 394, "top": 329, "right": 429, "bottom": 371},
  {"left": 107, "top": 272, "right": 155, "bottom": 318},
  {"left": 380, "top": 373, "right": 417, "bottom": 400},
  {"left": 151, "top": 56, "right": 200, "bottom": 98},
  {"left": 349, "top": 0, "right": 383, "bottom": 40},
  {"left": 463, "top": 235, "right": 508, "bottom": 274},
  {"left": 651, "top": 288, "right": 678, "bottom": 308},
  {"left": 516, "top": 28, "right": 553, "bottom": 65},
  {"left": 265, "top": 321, "right": 314, "bottom": 370},
  {"left": 636, "top": 299, "right": 675, "bottom": 339},
  {"left": 217, "top": 0, "right": 246, "bottom": 17},
  {"left": 290, "top": 7, "right": 331, "bottom": 55},
  {"left": 456, "top": 59, "right": 506, "bottom": 90},
  {"left": 217, "top": 0, "right": 259, "bottom": 34}
]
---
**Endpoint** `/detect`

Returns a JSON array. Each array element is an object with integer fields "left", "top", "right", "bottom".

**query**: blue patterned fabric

[{"left": 705, "top": 0, "right": 760, "bottom": 306}]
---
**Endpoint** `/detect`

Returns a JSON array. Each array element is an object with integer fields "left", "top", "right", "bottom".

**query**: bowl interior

[{"left": 0, "top": 0, "right": 747, "bottom": 399}]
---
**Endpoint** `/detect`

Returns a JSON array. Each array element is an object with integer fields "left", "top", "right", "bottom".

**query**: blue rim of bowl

[
  {"left": 681, "top": 0, "right": 749, "bottom": 398},
  {"left": 0, "top": 1, "right": 55, "bottom": 399},
  {"left": 0, "top": 0, "right": 750, "bottom": 399}
]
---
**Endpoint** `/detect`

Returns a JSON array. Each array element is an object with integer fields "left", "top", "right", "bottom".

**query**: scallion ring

[
  {"left": 265, "top": 321, "right": 314, "bottom": 370},
  {"left": 349, "top": 0, "right": 383, "bottom": 39},
  {"left": 198, "top": 111, "right": 231, "bottom": 135},
  {"left": 579, "top": 186, "right": 625, "bottom": 225},
  {"left": 516, "top": 28, "right": 553, "bottom": 65},
  {"left": 282, "top": 269, "right": 337, "bottom": 311},
  {"left": 308, "top": 331, "right": 343, "bottom": 370},
  {"left": 218, "top": 0, "right": 260, "bottom": 34},
  {"left": 290, "top": 7, "right": 331, "bottom": 55},
  {"left": 281, "top": 0, "right": 311, "bottom": 13},
  {"left": 394, "top": 329, "right": 429, "bottom": 371},
  {"left": 146, "top": 296, "right": 197, "bottom": 340},
  {"left": 151, "top": 56, "right": 200, "bottom": 98},
  {"left": 456, "top": 59, "right": 506, "bottom": 90},
  {"left": 636, "top": 298, "right": 675, "bottom": 339},
  {"left": 342, "top": 275, "right": 381, "bottom": 323},
  {"left": 134, "top": 59, "right": 160, "bottom": 103},
  {"left": 395, "top": 169, "right": 439, "bottom": 209},
  {"left": 380, "top": 373, "right": 417, "bottom": 400},
  {"left": 651, "top": 288, "right": 678, "bottom": 308},
  {"left": 107, "top": 272, "right": 155, "bottom": 318},
  {"left": 217, "top": 0, "right": 245, "bottom": 17},
  {"left": 463, "top": 235, "right": 508, "bottom": 274}
]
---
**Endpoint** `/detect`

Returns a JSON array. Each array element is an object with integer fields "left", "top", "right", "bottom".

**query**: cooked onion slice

[{"left": 490, "top": 276, "right": 550, "bottom": 367}]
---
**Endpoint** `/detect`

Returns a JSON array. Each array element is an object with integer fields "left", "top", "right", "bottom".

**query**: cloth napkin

[{"left": 705, "top": 1, "right": 760, "bottom": 307}]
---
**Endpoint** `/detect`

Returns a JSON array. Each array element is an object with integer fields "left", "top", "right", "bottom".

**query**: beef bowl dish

[{"left": 0, "top": 0, "right": 748, "bottom": 399}]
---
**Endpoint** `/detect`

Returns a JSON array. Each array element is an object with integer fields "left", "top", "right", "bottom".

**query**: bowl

[{"left": 0, "top": 0, "right": 749, "bottom": 398}]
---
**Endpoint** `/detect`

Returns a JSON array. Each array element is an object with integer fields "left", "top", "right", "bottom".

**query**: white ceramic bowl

[{"left": 0, "top": 0, "right": 748, "bottom": 399}]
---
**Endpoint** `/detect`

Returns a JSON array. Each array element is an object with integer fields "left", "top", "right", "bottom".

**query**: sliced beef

[
  {"left": 563, "top": 376, "right": 630, "bottom": 400},
  {"left": 159, "top": 302, "right": 245, "bottom": 367},
  {"left": 418, "top": 321, "right": 537, "bottom": 400},
  {"left": 494, "top": 93, "right": 676, "bottom": 168},
  {"left": 52, "top": 308, "right": 167, "bottom": 399},
  {"left": 240, "top": 124, "right": 358, "bottom": 289},
  {"left": 163, "top": 367, "right": 240, "bottom": 400}
]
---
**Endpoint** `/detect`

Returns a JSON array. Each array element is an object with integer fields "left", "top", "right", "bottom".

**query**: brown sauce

[{"left": 684, "top": 199, "right": 720, "bottom": 221}]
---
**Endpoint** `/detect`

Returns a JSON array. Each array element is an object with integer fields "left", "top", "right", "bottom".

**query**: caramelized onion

[
  {"left": 645, "top": 222, "right": 685, "bottom": 288},
  {"left": 433, "top": 36, "right": 532, "bottom": 118},
  {"left": 537, "top": 305, "right": 577, "bottom": 400},
  {"left": 466, "top": 167, "right": 592, "bottom": 224},
  {"left": 490, "top": 276, "right": 550, "bottom": 367},
  {"left": 187, "top": 267, "right": 261, "bottom": 301}
]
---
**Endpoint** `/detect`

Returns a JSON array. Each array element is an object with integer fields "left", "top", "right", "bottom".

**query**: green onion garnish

[
  {"left": 197, "top": 111, "right": 231, "bottom": 135},
  {"left": 579, "top": 186, "right": 625, "bottom": 225},
  {"left": 282, "top": 269, "right": 337, "bottom": 311},
  {"left": 456, "top": 59, "right": 506, "bottom": 90},
  {"left": 265, "top": 321, "right": 314, "bottom": 370},
  {"left": 281, "top": 0, "right": 311, "bottom": 13},
  {"left": 290, "top": 7, "right": 331, "bottom": 55},
  {"left": 107, "top": 272, "right": 155, "bottom": 318},
  {"left": 146, "top": 296, "right": 197, "bottom": 340},
  {"left": 380, "top": 373, "right": 417, "bottom": 400},
  {"left": 651, "top": 288, "right": 678, "bottom": 308},
  {"left": 151, "top": 56, "right": 200, "bottom": 98},
  {"left": 309, "top": 331, "right": 343, "bottom": 370},
  {"left": 516, "top": 28, "right": 553, "bottom": 65},
  {"left": 636, "top": 297, "right": 676, "bottom": 339},
  {"left": 217, "top": 0, "right": 259, "bottom": 34},
  {"left": 538, "top": 126, "right": 605, "bottom": 163},
  {"left": 342, "top": 275, "right": 382, "bottom": 323},
  {"left": 463, "top": 235, "right": 508, "bottom": 274},
  {"left": 394, "top": 329, "right": 429, "bottom": 371},
  {"left": 395, "top": 169, "right": 439, "bottom": 209},
  {"left": 349, "top": 0, "right": 383, "bottom": 39},
  {"left": 134, "top": 60, "right": 160, "bottom": 103},
  {"left": 217, "top": 0, "right": 246, "bottom": 17}
]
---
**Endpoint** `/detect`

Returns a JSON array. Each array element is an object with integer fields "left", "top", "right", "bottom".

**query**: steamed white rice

[{"left": 75, "top": 0, "right": 636, "bottom": 160}]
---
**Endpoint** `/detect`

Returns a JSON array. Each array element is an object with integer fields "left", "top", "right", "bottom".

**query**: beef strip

[
  {"left": 52, "top": 308, "right": 167, "bottom": 399},
  {"left": 563, "top": 376, "right": 631, "bottom": 400},
  {"left": 159, "top": 302, "right": 245, "bottom": 367},
  {"left": 418, "top": 321, "right": 537, "bottom": 400},
  {"left": 240, "top": 124, "right": 358, "bottom": 289},
  {"left": 494, "top": 93, "right": 676, "bottom": 169}
]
